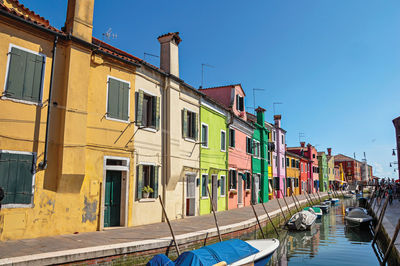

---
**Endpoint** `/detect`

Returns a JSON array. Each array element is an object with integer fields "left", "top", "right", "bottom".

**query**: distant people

[{"left": 388, "top": 186, "right": 393, "bottom": 205}]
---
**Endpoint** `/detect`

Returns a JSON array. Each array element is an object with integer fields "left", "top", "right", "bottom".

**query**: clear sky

[{"left": 25, "top": 0, "right": 400, "bottom": 179}]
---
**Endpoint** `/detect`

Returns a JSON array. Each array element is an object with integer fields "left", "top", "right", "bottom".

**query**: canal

[{"left": 243, "top": 198, "right": 396, "bottom": 266}]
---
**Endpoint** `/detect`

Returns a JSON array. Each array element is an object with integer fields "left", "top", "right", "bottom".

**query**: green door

[{"left": 104, "top": 171, "right": 121, "bottom": 227}]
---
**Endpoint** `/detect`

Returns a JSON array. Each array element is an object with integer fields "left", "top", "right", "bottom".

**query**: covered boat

[
  {"left": 344, "top": 208, "right": 373, "bottom": 227},
  {"left": 330, "top": 198, "right": 340, "bottom": 205},
  {"left": 286, "top": 209, "right": 317, "bottom": 231},
  {"left": 303, "top": 207, "right": 323, "bottom": 219},
  {"left": 313, "top": 203, "right": 329, "bottom": 214},
  {"left": 147, "top": 238, "right": 279, "bottom": 266},
  {"left": 345, "top": 207, "right": 368, "bottom": 216}
]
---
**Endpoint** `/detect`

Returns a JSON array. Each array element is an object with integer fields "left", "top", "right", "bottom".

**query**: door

[
  {"left": 212, "top": 175, "right": 218, "bottom": 211},
  {"left": 252, "top": 174, "right": 260, "bottom": 204},
  {"left": 104, "top": 170, "right": 121, "bottom": 227},
  {"left": 238, "top": 173, "right": 243, "bottom": 206},
  {"left": 186, "top": 174, "right": 196, "bottom": 216}
]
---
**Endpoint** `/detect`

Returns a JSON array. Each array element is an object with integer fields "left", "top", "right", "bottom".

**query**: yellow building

[
  {"left": 285, "top": 152, "right": 300, "bottom": 195},
  {"left": 326, "top": 148, "right": 335, "bottom": 187}
]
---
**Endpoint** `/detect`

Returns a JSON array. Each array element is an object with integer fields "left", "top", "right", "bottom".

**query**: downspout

[
  {"left": 39, "top": 36, "right": 58, "bottom": 170},
  {"left": 161, "top": 75, "right": 170, "bottom": 222}
]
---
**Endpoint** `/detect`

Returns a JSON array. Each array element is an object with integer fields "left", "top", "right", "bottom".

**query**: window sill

[
  {"left": 1, "top": 203, "right": 33, "bottom": 209},
  {"left": 220, "top": 149, "right": 226, "bottom": 153},
  {"left": 184, "top": 137, "right": 196, "bottom": 143},
  {"left": 201, "top": 146, "right": 209, "bottom": 149},
  {"left": 105, "top": 116, "right": 130, "bottom": 124},
  {"left": 139, "top": 198, "right": 156, "bottom": 202},
  {"left": 1, "top": 96, "right": 42, "bottom": 106},
  {"left": 201, "top": 196, "right": 209, "bottom": 199},
  {"left": 140, "top": 127, "right": 157, "bottom": 133}
]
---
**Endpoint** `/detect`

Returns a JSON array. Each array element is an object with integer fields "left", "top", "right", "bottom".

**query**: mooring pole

[
  {"left": 381, "top": 218, "right": 400, "bottom": 265},
  {"left": 280, "top": 189, "right": 293, "bottom": 217},
  {"left": 316, "top": 190, "right": 322, "bottom": 202},
  {"left": 372, "top": 195, "right": 390, "bottom": 245},
  {"left": 251, "top": 201, "right": 266, "bottom": 239},
  {"left": 289, "top": 187, "right": 299, "bottom": 212},
  {"left": 305, "top": 191, "right": 314, "bottom": 206},
  {"left": 158, "top": 195, "right": 181, "bottom": 256},
  {"left": 206, "top": 186, "right": 222, "bottom": 242},
  {"left": 261, "top": 202, "right": 279, "bottom": 238},
  {"left": 274, "top": 190, "right": 288, "bottom": 224},
  {"left": 293, "top": 191, "right": 302, "bottom": 208}
]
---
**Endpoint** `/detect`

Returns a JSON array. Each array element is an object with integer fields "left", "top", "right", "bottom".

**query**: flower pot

[{"left": 142, "top": 192, "right": 150, "bottom": 198}]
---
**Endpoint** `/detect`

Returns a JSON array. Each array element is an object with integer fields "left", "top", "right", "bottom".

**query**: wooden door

[{"left": 104, "top": 171, "right": 121, "bottom": 227}]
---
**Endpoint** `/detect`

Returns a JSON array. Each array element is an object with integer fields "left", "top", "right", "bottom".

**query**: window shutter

[
  {"left": 6, "top": 47, "right": 27, "bottom": 99},
  {"left": 236, "top": 95, "right": 239, "bottom": 110},
  {"left": 23, "top": 53, "right": 43, "bottom": 102},
  {"left": 182, "top": 109, "right": 188, "bottom": 138},
  {"left": 137, "top": 165, "right": 144, "bottom": 200},
  {"left": 0, "top": 153, "right": 12, "bottom": 204},
  {"left": 153, "top": 166, "right": 159, "bottom": 198},
  {"left": 15, "top": 154, "right": 34, "bottom": 204},
  {"left": 136, "top": 90, "right": 144, "bottom": 126},
  {"left": 121, "top": 82, "right": 129, "bottom": 121},
  {"left": 155, "top": 96, "right": 160, "bottom": 130},
  {"left": 193, "top": 113, "right": 198, "bottom": 140},
  {"left": 107, "top": 78, "right": 119, "bottom": 119}
]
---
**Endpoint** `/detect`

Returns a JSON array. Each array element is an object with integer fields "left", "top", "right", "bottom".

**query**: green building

[
  {"left": 199, "top": 98, "right": 228, "bottom": 215},
  {"left": 317, "top": 152, "right": 329, "bottom": 192},
  {"left": 247, "top": 107, "right": 269, "bottom": 203}
]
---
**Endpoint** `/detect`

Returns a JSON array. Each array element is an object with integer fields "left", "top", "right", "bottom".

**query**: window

[
  {"left": 201, "top": 174, "right": 208, "bottom": 197},
  {"left": 253, "top": 140, "right": 260, "bottom": 158},
  {"left": 245, "top": 172, "right": 251, "bottom": 190},
  {"left": 229, "top": 129, "right": 235, "bottom": 148},
  {"left": 221, "top": 130, "right": 226, "bottom": 151},
  {"left": 275, "top": 156, "right": 278, "bottom": 167},
  {"left": 301, "top": 163, "right": 303, "bottom": 172},
  {"left": 268, "top": 152, "right": 271, "bottom": 164},
  {"left": 4, "top": 46, "right": 45, "bottom": 103},
  {"left": 313, "top": 154, "right": 316, "bottom": 158},
  {"left": 273, "top": 131, "right": 276, "bottom": 141},
  {"left": 182, "top": 109, "right": 198, "bottom": 140},
  {"left": 136, "top": 90, "right": 160, "bottom": 129},
  {"left": 282, "top": 157, "right": 285, "bottom": 168},
  {"left": 137, "top": 164, "right": 159, "bottom": 199},
  {"left": 220, "top": 175, "right": 226, "bottom": 196},
  {"left": 107, "top": 77, "right": 130, "bottom": 121},
  {"left": 281, "top": 135, "right": 284, "bottom": 144},
  {"left": 229, "top": 170, "right": 237, "bottom": 190},
  {"left": 0, "top": 151, "right": 35, "bottom": 206},
  {"left": 236, "top": 94, "right": 244, "bottom": 111},
  {"left": 246, "top": 137, "right": 252, "bottom": 154},
  {"left": 201, "top": 123, "right": 208, "bottom": 148},
  {"left": 347, "top": 162, "right": 351, "bottom": 167},
  {"left": 274, "top": 177, "right": 280, "bottom": 190},
  {"left": 286, "top": 158, "right": 290, "bottom": 168}
]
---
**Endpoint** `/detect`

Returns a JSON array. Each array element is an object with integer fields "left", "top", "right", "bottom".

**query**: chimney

[
  {"left": 158, "top": 32, "right": 181, "bottom": 77},
  {"left": 255, "top": 107, "right": 266, "bottom": 125},
  {"left": 274, "top": 115, "right": 281, "bottom": 128},
  {"left": 327, "top": 148, "right": 332, "bottom": 156},
  {"left": 65, "top": 0, "right": 95, "bottom": 42},
  {"left": 300, "top": 142, "right": 305, "bottom": 148}
]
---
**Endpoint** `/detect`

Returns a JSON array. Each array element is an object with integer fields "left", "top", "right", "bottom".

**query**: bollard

[
  {"left": 381, "top": 218, "right": 400, "bottom": 265},
  {"left": 261, "top": 202, "right": 279, "bottom": 238},
  {"left": 159, "top": 195, "right": 181, "bottom": 256},
  {"left": 206, "top": 186, "right": 222, "bottom": 242},
  {"left": 372, "top": 195, "right": 390, "bottom": 245},
  {"left": 251, "top": 201, "right": 266, "bottom": 239}
]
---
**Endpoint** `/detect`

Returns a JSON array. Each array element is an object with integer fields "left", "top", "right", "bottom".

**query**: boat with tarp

[{"left": 286, "top": 209, "right": 317, "bottom": 231}]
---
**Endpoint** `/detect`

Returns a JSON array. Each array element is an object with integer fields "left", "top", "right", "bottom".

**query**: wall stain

[{"left": 82, "top": 197, "right": 97, "bottom": 223}]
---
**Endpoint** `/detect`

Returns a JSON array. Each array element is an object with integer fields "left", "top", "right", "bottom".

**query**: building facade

[
  {"left": 286, "top": 152, "right": 300, "bottom": 195},
  {"left": 272, "top": 115, "right": 286, "bottom": 198},
  {"left": 317, "top": 152, "right": 328, "bottom": 192}
]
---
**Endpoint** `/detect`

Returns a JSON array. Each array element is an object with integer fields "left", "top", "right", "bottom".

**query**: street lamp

[{"left": 393, "top": 149, "right": 397, "bottom": 156}]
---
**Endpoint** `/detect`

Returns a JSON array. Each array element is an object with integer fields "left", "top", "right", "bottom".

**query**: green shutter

[
  {"left": 15, "top": 154, "right": 34, "bottom": 204},
  {"left": 182, "top": 109, "right": 188, "bottom": 138},
  {"left": 136, "top": 90, "right": 144, "bottom": 126},
  {"left": 107, "top": 78, "right": 119, "bottom": 119},
  {"left": 155, "top": 96, "right": 160, "bottom": 130},
  {"left": 23, "top": 53, "right": 43, "bottom": 102},
  {"left": 121, "top": 82, "right": 129, "bottom": 121},
  {"left": 137, "top": 165, "right": 143, "bottom": 200},
  {"left": 0, "top": 153, "right": 11, "bottom": 204},
  {"left": 6, "top": 47, "right": 27, "bottom": 99},
  {"left": 153, "top": 166, "right": 159, "bottom": 198},
  {"left": 194, "top": 113, "right": 198, "bottom": 140}
]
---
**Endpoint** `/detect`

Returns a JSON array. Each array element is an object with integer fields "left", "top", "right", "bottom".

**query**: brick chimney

[
  {"left": 65, "top": 0, "right": 95, "bottom": 42},
  {"left": 300, "top": 142, "right": 305, "bottom": 148},
  {"left": 274, "top": 115, "right": 281, "bottom": 128},
  {"left": 255, "top": 106, "right": 266, "bottom": 125},
  {"left": 158, "top": 32, "right": 181, "bottom": 77},
  {"left": 327, "top": 148, "right": 332, "bottom": 156}
]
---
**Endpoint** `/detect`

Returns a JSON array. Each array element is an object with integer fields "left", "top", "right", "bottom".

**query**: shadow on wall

[{"left": 57, "top": 174, "right": 85, "bottom": 193}]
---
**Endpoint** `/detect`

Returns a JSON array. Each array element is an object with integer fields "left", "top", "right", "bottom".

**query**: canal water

[{"left": 242, "top": 198, "right": 394, "bottom": 265}]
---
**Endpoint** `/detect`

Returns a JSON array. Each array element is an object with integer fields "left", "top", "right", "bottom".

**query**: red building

[
  {"left": 334, "top": 154, "right": 362, "bottom": 184},
  {"left": 299, "top": 156, "right": 310, "bottom": 194}
]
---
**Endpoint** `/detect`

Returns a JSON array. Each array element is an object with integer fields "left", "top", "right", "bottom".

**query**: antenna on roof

[
  {"left": 144, "top": 52, "right": 159, "bottom": 61},
  {"left": 253, "top": 88, "right": 264, "bottom": 114},
  {"left": 201, "top": 63, "right": 214, "bottom": 89},
  {"left": 102, "top": 28, "right": 118, "bottom": 41},
  {"left": 273, "top": 102, "right": 283, "bottom": 115},
  {"left": 353, "top": 152, "right": 356, "bottom": 159},
  {"left": 299, "top": 132, "right": 305, "bottom": 143}
]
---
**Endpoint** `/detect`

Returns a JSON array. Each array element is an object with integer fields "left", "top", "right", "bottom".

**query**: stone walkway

[{"left": 0, "top": 192, "right": 328, "bottom": 265}]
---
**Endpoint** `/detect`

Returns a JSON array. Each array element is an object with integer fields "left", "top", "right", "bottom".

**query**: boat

[
  {"left": 330, "top": 198, "right": 340, "bottom": 205},
  {"left": 303, "top": 207, "right": 323, "bottom": 219},
  {"left": 345, "top": 207, "right": 368, "bottom": 216},
  {"left": 313, "top": 204, "right": 329, "bottom": 214},
  {"left": 146, "top": 238, "right": 280, "bottom": 266},
  {"left": 286, "top": 209, "right": 317, "bottom": 231},
  {"left": 344, "top": 208, "right": 373, "bottom": 227},
  {"left": 343, "top": 193, "right": 355, "bottom": 199}
]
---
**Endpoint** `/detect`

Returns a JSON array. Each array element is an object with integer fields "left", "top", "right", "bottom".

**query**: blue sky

[{"left": 26, "top": 0, "right": 400, "bottom": 179}]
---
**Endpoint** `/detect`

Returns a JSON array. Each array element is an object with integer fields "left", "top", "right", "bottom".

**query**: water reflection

[{"left": 267, "top": 198, "right": 381, "bottom": 266}]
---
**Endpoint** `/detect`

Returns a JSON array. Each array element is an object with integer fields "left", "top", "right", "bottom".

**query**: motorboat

[
  {"left": 286, "top": 209, "right": 317, "bottom": 231},
  {"left": 345, "top": 207, "right": 368, "bottom": 216},
  {"left": 313, "top": 204, "right": 329, "bottom": 214},
  {"left": 330, "top": 198, "right": 340, "bottom": 205},
  {"left": 146, "top": 238, "right": 280, "bottom": 266},
  {"left": 303, "top": 207, "right": 323, "bottom": 219},
  {"left": 343, "top": 193, "right": 356, "bottom": 199},
  {"left": 344, "top": 208, "right": 373, "bottom": 227}
]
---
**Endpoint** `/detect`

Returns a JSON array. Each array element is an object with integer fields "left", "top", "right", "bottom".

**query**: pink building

[{"left": 200, "top": 84, "right": 254, "bottom": 209}]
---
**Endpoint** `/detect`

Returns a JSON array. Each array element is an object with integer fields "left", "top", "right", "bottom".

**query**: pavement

[{"left": 0, "top": 192, "right": 328, "bottom": 265}]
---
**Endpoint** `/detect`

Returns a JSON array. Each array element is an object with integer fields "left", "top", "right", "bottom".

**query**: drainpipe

[{"left": 39, "top": 36, "right": 58, "bottom": 170}]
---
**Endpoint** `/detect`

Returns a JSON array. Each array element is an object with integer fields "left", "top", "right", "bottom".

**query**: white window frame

[
  {"left": 244, "top": 171, "right": 251, "bottom": 191},
  {"left": 3, "top": 44, "right": 46, "bottom": 106},
  {"left": 105, "top": 75, "right": 131, "bottom": 123},
  {"left": 137, "top": 87, "right": 158, "bottom": 132},
  {"left": 0, "top": 150, "right": 36, "bottom": 209},
  {"left": 201, "top": 123, "right": 209, "bottom": 148},
  {"left": 220, "top": 130, "right": 226, "bottom": 152},
  {"left": 201, "top": 174, "right": 209, "bottom": 199},
  {"left": 220, "top": 175, "right": 226, "bottom": 197},
  {"left": 229, "top": 128, "right": 235, "bottom": 148},
  {"left": 246, "top": 136, "right": 252, "bottom": 155}
]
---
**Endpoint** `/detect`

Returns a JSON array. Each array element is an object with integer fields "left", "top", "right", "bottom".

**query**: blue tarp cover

[
  {"left": 174, "top": 239, "right": 259, "bottom": 266},
  {"left": 147, "top": 254, "right": 174, "bottom": 266}
]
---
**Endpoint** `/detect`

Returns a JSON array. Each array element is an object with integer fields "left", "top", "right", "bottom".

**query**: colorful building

[
  {"left": 317, "top": 152, "right": 328, "bottom": 192},
  {"left": 286, "top": 151, "right": 300, "bottom": 195},
  {"left": 199, "top": 97, "right": 228, "bottom": 214},
  {"left": 326, "top": 148, "right": 335, "bottom": 189},
  {"left": 271, "top": 115, "right": 286, "bottom": 198},
  {"left": 299, "top": 156, "right": 309, "bottom": 194},
  {"left": 265, "top": 122, "right": 274, "bottom": 199},
  {"left": 334, "top": 154, "right": 362, "bottom": 184}
]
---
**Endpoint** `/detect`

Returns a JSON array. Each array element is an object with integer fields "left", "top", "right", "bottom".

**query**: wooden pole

[
  {"left": 158, "top": 195, "right": 181, "bottom": 256},
  {"left": 280, "top": 189, "right": 293, "bottom": 217},
  {"left": 372, "top": 195, "right": 390, "bottom": 245},
  {"left": 381, "top": 218, "right": 400, "bottom": 265},
  {"left": 304, "top": 191, "right": 313, "bottom": 207},
  {"left": 293, "top": 192, "right": 302, "bottom": 209},
  {"left": 316, "top": 190, "right": 322, "bottom": 202},
  {"left": 274, "top": 190, "right": 289, "bottom": 224},
  {"left": 206, "top": 186, "right": 222, "bottom": 242},
  {"left": 261, "top": 202, "right": 279, "bottom": 238},
  {"left": 251, "top": 201, "right": 265, "bottom": 239},
  {"left": 289, "top": 187, "right": 299, "bottom": 212}
]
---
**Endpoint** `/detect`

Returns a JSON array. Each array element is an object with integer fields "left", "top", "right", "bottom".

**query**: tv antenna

[
  {"left": 144, "top": 52, "right": 159, "bottom": 61},
  {"left": 299, "top": 132, "right": 305, "bottom": 143},
  {"left": 253, "top": 88, "right": 264, "bottom": 114},
  {"left": 102, "top": 28, "right": 118, "bottom": 41},
  {"left": 273, "top": 102, "right": 283, "bottom": 115},
  {"left": 200, "top": 63, "right": 214, "bottom": 89}
]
